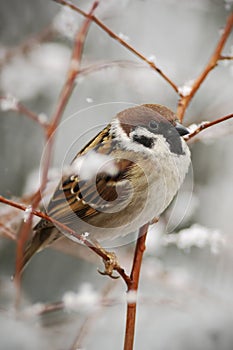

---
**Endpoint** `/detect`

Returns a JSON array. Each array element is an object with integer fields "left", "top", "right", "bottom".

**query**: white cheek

[{"left": 110, "top": 119, "right": 155, "bottom": 155}]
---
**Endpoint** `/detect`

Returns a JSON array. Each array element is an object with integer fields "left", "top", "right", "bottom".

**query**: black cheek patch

[{"left": 133, "top": 134, "right": 154, "bottom": 148}]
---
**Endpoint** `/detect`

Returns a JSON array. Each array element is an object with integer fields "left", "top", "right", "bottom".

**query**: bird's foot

[{"left": 97, "top": 250, "right": 120, "bottom": 279}]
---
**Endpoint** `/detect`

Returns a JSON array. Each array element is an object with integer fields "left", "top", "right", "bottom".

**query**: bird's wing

[{"left": 42, "top": 125, "right": 136, "bottom": 229}]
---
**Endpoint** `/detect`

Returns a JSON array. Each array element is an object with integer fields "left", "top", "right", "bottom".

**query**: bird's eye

[{"left": 149, "top": 120, "right": 158, "bottom": 130}]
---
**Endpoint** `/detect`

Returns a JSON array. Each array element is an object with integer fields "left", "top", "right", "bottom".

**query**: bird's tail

[{"left": 20, "top": 226, "right": 59, "bottom": 273}]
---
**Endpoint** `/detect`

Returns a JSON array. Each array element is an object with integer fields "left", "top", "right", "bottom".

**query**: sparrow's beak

[{"left": 175, "top": 122, "right": 190, "bottom": 136}]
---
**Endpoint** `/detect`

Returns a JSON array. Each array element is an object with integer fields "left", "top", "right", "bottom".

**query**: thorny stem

[
  {"left": 13, "top": 1, "right": 99, "bottom": 306},
  {"left": 52, "top": 0, "right": 179, "bottom": 93},
  {"left": 177, "top": 12, "right": 233, "bottom": 121}
]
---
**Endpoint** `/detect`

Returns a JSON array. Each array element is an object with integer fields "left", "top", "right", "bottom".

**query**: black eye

[{"left": 149, "top": 120, "right": 158, "bottom": 131}]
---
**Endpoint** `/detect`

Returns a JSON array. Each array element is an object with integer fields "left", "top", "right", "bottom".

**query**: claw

[
  {"left": 97, "top": 251, "right": 120, "bottom": 279},
  {"left": 90, "top": 239, "right": 120, "bottom": 279},
  {"left": 97, "top": 268, "right": 119, "bottom": 279}
]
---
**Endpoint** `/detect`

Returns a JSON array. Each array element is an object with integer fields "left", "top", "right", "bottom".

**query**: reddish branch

[
  {"left": 185, "top": 112, "right": 233, "bottom": 141},
  {"left": 0, "top": 190, "right": 144, "bottom": 348},
  {"left": 177, "top": 12, "right": 233, "bottom": 121},
  {"left": 0, "top": 222, "right": 16, "bottom": 241},
  {"left": 0, "top": 2, "right": 232, "bottom": 349},
  {"left": 0, "top": 195, "right": 130, "bottom": 284},
  {"left": 0, "top": 96, "right": 48, "bottom": 131},
  {"left": 124, "top": 223, "right": 149, "bottom": 350},
  {"left": 14, "top": 1, "right": 99, "bottom": 302},
  {"left": 219, "top": 55, "right": 233, "bottom": 60},
  {"left": 52, "top": 0, "right": 178, "bottom": 93}
]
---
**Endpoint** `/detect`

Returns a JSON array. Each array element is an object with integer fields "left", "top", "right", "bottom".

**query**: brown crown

[{"left": 117, "top": 104, "right": 178, "bottom": 136}]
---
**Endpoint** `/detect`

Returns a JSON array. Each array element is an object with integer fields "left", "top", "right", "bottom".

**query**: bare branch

[
  {"left": 0, "top": 195, "right": 131, "bottom": 285},
  {"left": 177, "top": 12, "right": 233, "bottom": 121},
  {"left": 0, "top": 222, "right": 16, "bottom": 241},
  {"left": 219, "top": 55, "right": 233, "bottom": 60},
  {"left": 185, "top": 113, "right": 233, "bottom": 141},
  {"left": 13, "top": 1, "right": 100, "bottom": 305},
  {"left": 0, "top": 96, "right": 48, "bottom": 130},
  {"left": 124, "top": 223, "right": 149, "bottom": 350},
  {"left": 52, "top": 0, "right": 179, "bottom": 93}
]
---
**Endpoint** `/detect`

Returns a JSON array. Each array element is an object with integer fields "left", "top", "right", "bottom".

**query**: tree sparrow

[{"left": 22, "top": 104, "right": 190, "bottom": 274}]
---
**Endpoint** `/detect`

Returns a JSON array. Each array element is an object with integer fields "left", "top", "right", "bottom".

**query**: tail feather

[{"left": 21, "top": 226, "right": 60, "bottom": 273}]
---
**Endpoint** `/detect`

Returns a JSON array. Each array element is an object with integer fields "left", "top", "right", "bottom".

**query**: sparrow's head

[{"left": 111, "top": 104, "right": 189, "bottom": 156}]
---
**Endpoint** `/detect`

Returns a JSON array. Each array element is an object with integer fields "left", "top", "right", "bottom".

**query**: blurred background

[{"left": 0, "top": 0, "right": 233, "bottom": 349}]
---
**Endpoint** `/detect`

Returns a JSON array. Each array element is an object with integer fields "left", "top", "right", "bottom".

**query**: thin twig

[
  {"left": 124, "top": 223, "right": 149, "bottom": 350},
  {"left": 0, "top": 96, "right": 48, "bottom": 130},
  {"left": 79, "top": 59, "right": 146, "bottom": 76},
  {"left": 184, "top": 113, "right": 233, "bottom": 141},
  {"left": 0, "top": 222, "right": 16, "bottom": 241},
  {"left": 219, "top": 55, "right": 233, "bottom": 60},
  {"left": 177, "top": 12, "right": 233, "bottom": 121},
  {"left": 0, "top": 195, "right": 130, "bottom": 285},
  {"left": 17, "top": 102, "right": 49, "bottom": 129},
  {"left": 52, "top": 0, "right": 179, "bottom": 93}
]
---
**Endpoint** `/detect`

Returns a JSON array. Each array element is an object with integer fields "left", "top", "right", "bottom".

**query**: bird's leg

[{"left": 91, "top": 239, "right": 120, "bottom": 279}]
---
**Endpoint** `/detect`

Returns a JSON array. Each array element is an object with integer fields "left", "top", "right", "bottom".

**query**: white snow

[
  {"left": 86, "top": 97, "right": 93, "bottom": 103},
  {"left": 164, "top": 224, "right": 225, "bottom": 254},
  {"left": 0, "top": 94, "right": 18, "bottom": 111},
  {"left": 178, "top": 84, "right": 192, "bottom": 97},
  {"left": 23, "top": 205, "right": 32, "bottom": 223},
  {"left": 0, "top": 43, "right": 70, "bottom": 100},
  {"left": 118, "top": 32, "right": 130, "bottom": 42},
  {"left": 147, "top": 55, "right": 157, "bottom": 64},
  {"left": 53, "top": 7, "right": 80, "bottom": 39},
  {"left": 126, "top": 290, "right": 137, "bottom": 303},
  {"left": 38, "top": 113, "right": 48, "bottom": 125},
  {"left": 63, "top": 283, "right": 100, "bottom": 311},
  {"left": 224, "top": 0, "right": 233, "bottom": 10},
  {"left": 69, "top": 151, "right": 119, "bottom": 181}
]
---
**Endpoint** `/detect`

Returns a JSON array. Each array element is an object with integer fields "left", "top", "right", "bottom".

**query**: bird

[{"left": 21, "top": 104, "right": 191, "bottom": 276}]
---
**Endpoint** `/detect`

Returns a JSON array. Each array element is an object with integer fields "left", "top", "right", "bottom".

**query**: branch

[
  {"left": 0, "top": 222, "right": 16, "bottom": 241},
  {"left": 177, "top": 12, "right": 233, "bottom": 121},
  {"left": 219, "top": 55, "right": 233, "bottom": 60},
  {"left": 79, "top": 59, "right": 145, "bottom": 76},
  {"left": 52, "top": 0, "right": 178, "bottom": 93},
  {"left": 14, "top": 1, "right": 99, "bottom": 304},
  {"left": 184, "top": 113, "right": 233, "bottom": 141},
  {"left": 0, "top": 195, "right": 130, "bottom": 285},
  {"left": 0, "top": 96, "right": 48, "bottom": 130},
  {"left": 124, "top": 223, "right": 149, "bottom": 350}
]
